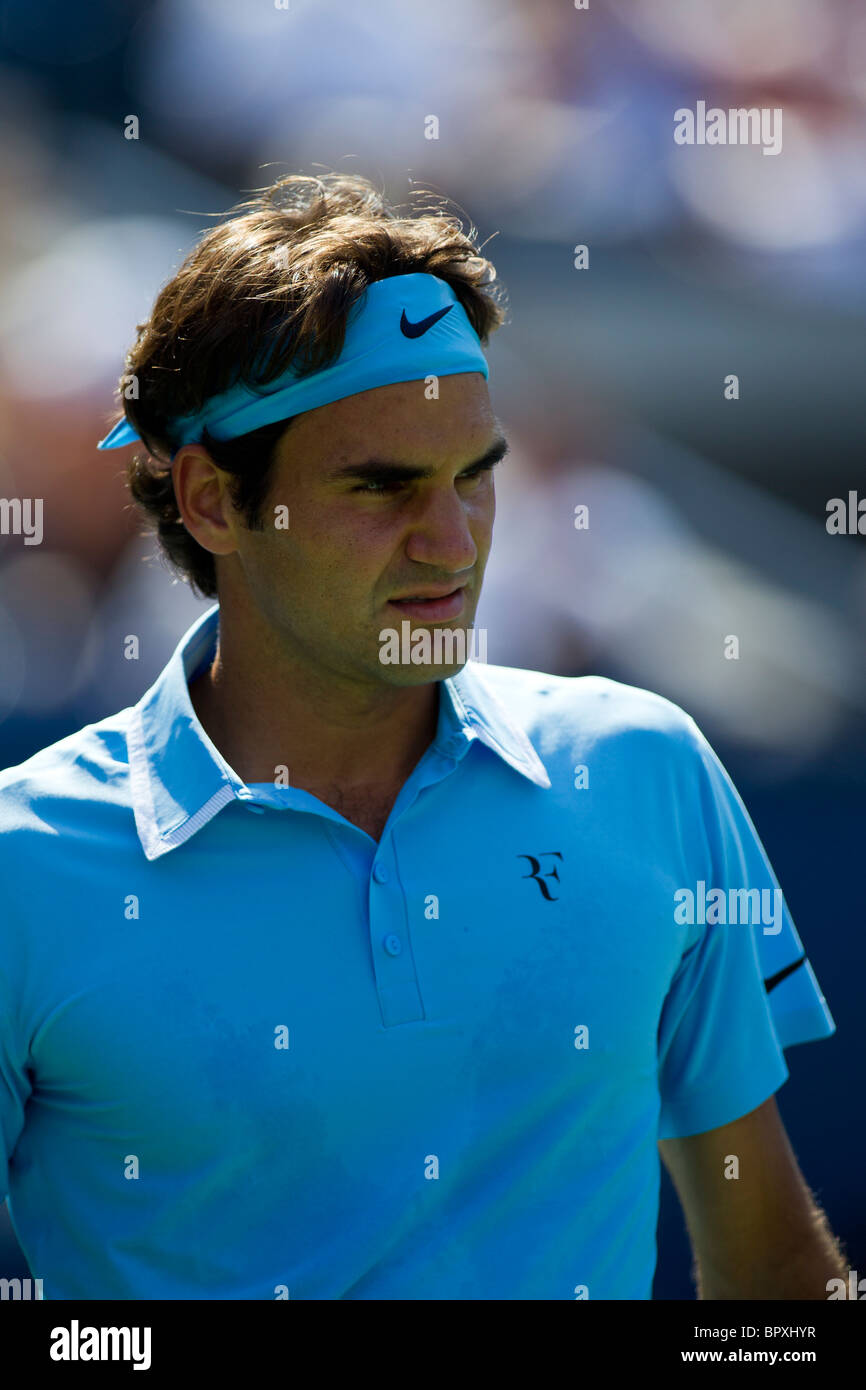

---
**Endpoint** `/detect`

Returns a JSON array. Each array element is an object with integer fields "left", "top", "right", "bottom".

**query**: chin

[
  {"left": 376, "top": 620, "right": 485, "bottom": 678},
  {"left": 380, "top": 660, "right": 469, "bottom": 687}
]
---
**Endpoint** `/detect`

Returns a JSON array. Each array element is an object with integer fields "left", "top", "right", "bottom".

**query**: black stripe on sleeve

[{"left": 764, "top": 954, "right": 807, "bottom": 994}]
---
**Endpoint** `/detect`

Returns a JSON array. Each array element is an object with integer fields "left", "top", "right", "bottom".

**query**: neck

[{"left": 188, "top": 606, "right": 441, "bottom": 795}]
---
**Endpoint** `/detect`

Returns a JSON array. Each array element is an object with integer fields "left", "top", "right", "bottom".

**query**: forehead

[{"left": 278, "top": 373, "right": 495, "bottom": 464}]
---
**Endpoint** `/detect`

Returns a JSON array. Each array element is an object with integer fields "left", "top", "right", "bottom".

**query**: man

[{"left": 0, "top": 172, "right": 846, "bottom": 1299}]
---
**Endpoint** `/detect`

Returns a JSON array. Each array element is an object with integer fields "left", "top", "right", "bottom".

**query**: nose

[{"left": 403, "top": 480, "right": 484, "bottom": 573}]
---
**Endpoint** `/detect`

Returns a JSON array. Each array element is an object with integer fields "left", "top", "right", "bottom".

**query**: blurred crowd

[
  {"left": 0, "top": 0, "right": 863, "bottom": 1296},
  {"left": 1, "top": 0, "right": 864, "bottom": 767}
]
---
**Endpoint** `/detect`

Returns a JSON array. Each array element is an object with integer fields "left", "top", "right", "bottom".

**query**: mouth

[{"left": 387, "top": 587, "right": 467, "bottom": 621}]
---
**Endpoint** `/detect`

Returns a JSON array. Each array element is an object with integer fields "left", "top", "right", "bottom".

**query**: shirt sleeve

[{"left": 657, "top": 717, "right": 835, "bottom": 1140}]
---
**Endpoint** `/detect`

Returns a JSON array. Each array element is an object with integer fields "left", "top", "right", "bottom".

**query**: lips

[
  {"left": 387, "top": 587, "right": 466, "bottom": 621},
  {"left": 390, "top": 583, "right": 467, "bottom": 601}
]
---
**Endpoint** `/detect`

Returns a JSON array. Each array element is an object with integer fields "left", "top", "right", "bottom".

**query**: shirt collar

[{"left": 128, "top": 603, "right": 550, "bottom": 861}]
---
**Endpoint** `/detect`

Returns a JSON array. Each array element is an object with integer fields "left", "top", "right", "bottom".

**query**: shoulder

[
  {"left": 466, "top": 661, "right": 705, "bottom": 759},
  {"left": 0, "top": 710, "right": 133, "bottom": 848}
]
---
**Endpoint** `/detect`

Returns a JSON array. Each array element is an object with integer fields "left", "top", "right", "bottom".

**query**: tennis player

[{"left": 0, "top": 172, "right": 846, "bottom": 1299}]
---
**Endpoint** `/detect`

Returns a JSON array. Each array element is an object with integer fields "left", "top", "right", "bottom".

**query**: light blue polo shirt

[{"left": 0, "top": 603, "right": 835, "bottom": 1299}]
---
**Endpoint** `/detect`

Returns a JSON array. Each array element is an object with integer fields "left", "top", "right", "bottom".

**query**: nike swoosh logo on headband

[{"left": 400, "top": 305, "right": 453, "bottom": 338}]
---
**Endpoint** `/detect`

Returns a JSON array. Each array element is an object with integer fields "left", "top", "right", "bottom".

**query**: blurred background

[{"left": 0, "top": 0, "right": 864, "bottom": 1298}]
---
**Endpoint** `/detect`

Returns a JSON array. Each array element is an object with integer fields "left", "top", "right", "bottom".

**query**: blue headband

[{"left": 96, "top": 272, "right": 489, "bottom": 453}]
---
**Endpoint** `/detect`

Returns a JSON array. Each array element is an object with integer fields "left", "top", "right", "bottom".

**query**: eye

[
  {"left": 351, "top": 460, "right": 500, "bottom": 495},
  {"left": 352, "top": 479, "right": 402, "bottom": 495},
  {"left": 467, "top": 461, "right": 500, "bottom": 483},
  {"left": 459, "top": 461, "right": 498, "bottom": 484}
]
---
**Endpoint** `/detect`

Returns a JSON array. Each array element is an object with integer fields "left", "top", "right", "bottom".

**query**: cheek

[
  {"left": 312, "top": 504, "right": 404, "bottom": 560},
  {"left": 276, "top": 506, "right": 397, "bottom": 596},
  {"left": 469, "top": 488, "right": 496, "bottom": 538}
]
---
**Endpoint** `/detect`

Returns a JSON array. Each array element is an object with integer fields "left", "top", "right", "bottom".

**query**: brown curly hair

[{"left": 107, "top": 171, "right": 508, "bottom": 598}]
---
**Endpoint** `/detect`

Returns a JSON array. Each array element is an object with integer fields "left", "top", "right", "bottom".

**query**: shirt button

[
  {"left": 372, "top": 862, "right": 389, "bottom": 884},
  {"left": 384, "top": 934, "right": 402, "bottom": 957}
]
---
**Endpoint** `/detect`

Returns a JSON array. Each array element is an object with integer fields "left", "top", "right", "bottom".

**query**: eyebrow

[{"left": 326, "top": 433, "right": 511, "bottom": 484}]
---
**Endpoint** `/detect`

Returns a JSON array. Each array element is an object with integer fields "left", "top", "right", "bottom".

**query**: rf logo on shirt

[{"left": 517, "top": 851, "right": 563, "bottom": 901}]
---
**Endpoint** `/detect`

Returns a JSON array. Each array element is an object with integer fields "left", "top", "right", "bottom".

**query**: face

[{"left": 186, "top": 372, "right": 507, "bottom": 688}]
